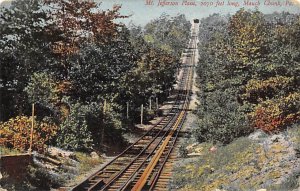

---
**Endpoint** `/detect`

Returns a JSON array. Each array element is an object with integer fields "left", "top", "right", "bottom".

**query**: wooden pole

[
  {"left": 156, "top": 97, "right": 159, "bottom": 110},
  {"left": 29, "top": 103, "right": 35, "bottom": 154},
  {"left": 101, "top": 99, "right": 106, "bottom": 147},
  {"left": 104, "top": 99, "right": 107, "bottom": 113},
  {"left": 149, "top": 98, "right": 152, "bottom": 111},
  {"left": 126, "top": 102, "right": 129, "bottom": 119},
  {"left": 141, "top": 104, "right": 143, "bottom": 125}
]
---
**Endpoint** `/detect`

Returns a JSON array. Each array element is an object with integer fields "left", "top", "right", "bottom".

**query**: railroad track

[{"left": 72, "top": 22, "right": 199, "bottom": 191}]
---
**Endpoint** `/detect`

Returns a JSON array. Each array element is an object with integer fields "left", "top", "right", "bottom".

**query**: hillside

[{"left": 171, "top": 10, "right": 300, "bottom": 191}]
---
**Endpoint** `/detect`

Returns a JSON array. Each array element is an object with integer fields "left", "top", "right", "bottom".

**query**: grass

[
  {"left": 74, "top": 152, "right": 103, "bottom": 173},
  {"left": 63, "top": 151, "right": 104, "bottom": 187},
  {"left": 266, "top": 171, "right": 300, "bottom": 191},
  {"left": 172, "top": 125, "right": 300, "bottom": 191},
  {"left": 0, "top": 146, "right": 22, "bottom": 156}
]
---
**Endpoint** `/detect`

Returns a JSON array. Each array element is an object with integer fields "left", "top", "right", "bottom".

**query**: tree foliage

[
  {"left": 56, "top": 102, "right": 93, "bottom": 151},
  {"left": 0, "top": 1, "right": 188, "bottom": 151},
  {"left": 0, "top": 116, "right": 57, "bottom": 152},
  {"left": 250, "top": 92, "right": 300, "bottom": 132},
  {"left": 144, "top": 14, "right": 191, "bottom": 58},
  {"left": 240, "top": 76, "right": 296, "bottom": 104},
  {"left": 195, "top": 10, "right": 300, "bottom": 144}
]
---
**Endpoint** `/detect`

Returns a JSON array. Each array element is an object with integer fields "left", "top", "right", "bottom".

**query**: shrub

[
  {"left": 194, "top": 90, "right": 252, "bottom": 144},
  {"left": 0, "top": 116, "right": 57, "bottom": 152},
  {"left": 240, "top": 76, "right": 295, "bottom": 104},
  {"left": 56, "top": 103, "right": 93, "bottom": 151},
  {"left": 249, "top": 92, "right": 300, "bottom": 132}
]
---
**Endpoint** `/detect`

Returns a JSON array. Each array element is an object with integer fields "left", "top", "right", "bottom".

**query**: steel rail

[
  {"left": 108, "top": 69, "right": 193, "bottom": 191},
  {"left": 130, "top": 37, "right": 197, "bottom": 191},
  {"left": 148, "top": 36, "right": 198, "bottom": 191},
  {"left": 103, "top": 67, "right": 192, "bottom": 190},
  {"left": 149, "top": 64, "right": 195, "bottom": 191},
  {"left": 72, "top": 66, "right": 190, "bottom": 191},
  {"left": 72, "top": 23, "right": 198, "bottom": 191},
  {"left": 131, "top": 58, "right": 194, "bottom": 191},
  {"left": 97, "top": 108, "right": 183, "bottom": 190}
]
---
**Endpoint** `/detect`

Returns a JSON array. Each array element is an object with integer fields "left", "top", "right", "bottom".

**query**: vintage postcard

[{"left": 0, "top": 0, "right": 300, "bottom": 190}]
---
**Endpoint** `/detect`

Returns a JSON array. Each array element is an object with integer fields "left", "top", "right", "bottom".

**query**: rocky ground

[
  {"left": 0, "top": 148, "right": 105, "bottom": 191},
  {"left": 171, "top": 126, "right": 300, "bottom": 191},
  {"left": 170, "top": 57, "right": 300, "bottom": 191}
]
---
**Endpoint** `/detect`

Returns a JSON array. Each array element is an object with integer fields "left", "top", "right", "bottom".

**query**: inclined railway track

[{"left": 72, "top": 23, "right": 198, "bottom": 191}]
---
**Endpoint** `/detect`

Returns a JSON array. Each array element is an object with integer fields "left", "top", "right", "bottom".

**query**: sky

[
  {"left": 1, "top": 0, "right": 300, "bottom": 25},
  {"left": 97, "top": 0, "right": 300, "bottom": 25}
]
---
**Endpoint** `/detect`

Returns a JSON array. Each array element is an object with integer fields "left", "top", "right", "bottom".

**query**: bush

[
  {"left": 249, "top": 92, "right": 300, "bottom": 132},
  {"left": 194, "top": 90, "right": 252, "bottom": 144},
  {"left": 240, "top": 76, "right": 295, "bottom": 104},
  {"left": 0, "top": 116, "right": 57, "bottom": 152},
  {"left": 56, "top": 103, "right": 93, "bottom": 151}
]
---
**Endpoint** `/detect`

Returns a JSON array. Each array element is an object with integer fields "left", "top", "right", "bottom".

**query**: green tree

[
  {"left": 144, "top": 14, "right": 191, "bottom": 58},
  {"left": 0, "top": 0, "right": 53, "bottom": 120},
  {"left": 57, "top": 102, "right": 93, "bottom": 151},
  {"left": 194, "top": 10, "right": 300, "bottom": 144}
]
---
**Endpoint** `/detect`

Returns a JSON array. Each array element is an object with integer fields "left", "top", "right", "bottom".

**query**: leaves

[
  {"left": 1, "top": 2, "right": 191, "bottom": 151},
  {"left": 240, "top": 76, "right": 295, "bottom": 104},
  {"left": 56, "top": 103, "right": 93, "bottom": 151},
  {"left": 45, "top": 0, "right": 128, "bottom": 55},
  {"left": 144, "top": 14, "right": 191, "bottom": 58},
  {"left": 0, "top": 116, "right": 57, "bottom": 152},
  {"left": 195, "top": 10, "right": 300, "bottom": 144},
  {"left": 250, "top": 92, "right": 300, "bottom": 132}
]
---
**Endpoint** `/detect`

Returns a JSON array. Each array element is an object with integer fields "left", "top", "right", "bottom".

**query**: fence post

[
  {"left": 141, "top": 104, "right": 143, "bottom": 125},
  {"left": 101, "top": 99, "right": 107, "bottom": 147},
  {"left": 126, "top": 102, "right": 129, "bottom": 119},
  {"left": 104, "top": 99, "right": 107, "bottom": 113},
  {"left": 29, "top": 103, "right": 35, "bottom": 154}
]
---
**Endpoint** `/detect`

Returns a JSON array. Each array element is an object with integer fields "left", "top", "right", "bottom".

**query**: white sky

[
  {"left": 1, "top": 0, "right": 300, "bottom": 25},
  {"left": 97, "top": 0, "right": 300, "bottom": 26}
]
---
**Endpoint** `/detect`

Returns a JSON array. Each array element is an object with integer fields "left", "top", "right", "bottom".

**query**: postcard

[{"left": 0, "top": 0, "right": 300, "bottom": 190}]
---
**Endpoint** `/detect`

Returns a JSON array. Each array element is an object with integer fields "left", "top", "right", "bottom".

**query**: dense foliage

[
  {"left": 0, "top": 116, "right": 57, "bottom": 152},
  {"left": 0, "top": 0, "right": 190, "bottom": 151},
  {"left": 144, "top": 14, "right": 191, "bottom": 58},
  {"left": 195, "top": 10, "right": 300, "bottom": 144}
]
